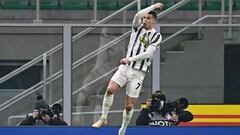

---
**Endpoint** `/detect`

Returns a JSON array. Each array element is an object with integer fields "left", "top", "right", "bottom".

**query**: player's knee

[
  {"left": 125, "top": 106, "right": 133, "bottom": 112},
  {"left": 106, "top": 87, "right": 114, "bottom": 95}
]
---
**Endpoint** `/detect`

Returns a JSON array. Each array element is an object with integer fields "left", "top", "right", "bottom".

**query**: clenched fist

[
  {"left": 154, "top": 3, "right": 164, "bottom": 10},
  {"left": 120, "top": 58, "right": 129, "bottom": 65}
]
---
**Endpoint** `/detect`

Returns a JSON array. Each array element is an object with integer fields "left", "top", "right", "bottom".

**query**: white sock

[
  {"left": 118, "top": 109, "right": 133, "bottom": 135},
  {"left": 100, "top": 92, "right": 114, "bottom": 121}
]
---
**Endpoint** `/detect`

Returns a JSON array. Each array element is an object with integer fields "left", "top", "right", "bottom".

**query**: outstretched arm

[{"left": 132, "top": 2, "right": 164, "bottom": 28}]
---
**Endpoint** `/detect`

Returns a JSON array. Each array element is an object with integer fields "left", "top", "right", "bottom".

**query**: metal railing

[
  {"left": 6, "top": 22, "right": 240, "bottom": 125},
  {"left": 33, "top": 0, "right": 142, "bottom": 23},
  {"left": 162, "top": 15, "right": 240, "bottom": 43},
  {"left": 0, "top": 0, "right": 138, "bottom": 85},
  {"left": 0, "top": 0, "right": 193, "bottom": 113},
  {"left": 8, "top": 109, "right": 141, "bottom": 126},
  {"left": 3, "top": 0, "right": 240, "bottom": 114},
  {"left": 2, "top": 21, "right": 239, "bottom": 113},
  {"left": 0, "top": 0, "right": 138, "bottom": 110},
  {"left": 3, "top": 0, "right": 240, "bottom": 124}
]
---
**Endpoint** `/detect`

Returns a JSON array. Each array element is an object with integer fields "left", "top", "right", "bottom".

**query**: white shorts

[{"left": 111, "top": 65, "right": 146, "bottom": 98}]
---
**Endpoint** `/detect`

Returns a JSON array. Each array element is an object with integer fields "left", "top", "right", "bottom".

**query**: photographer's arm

[
  {"left": 48, "top": 118, "right": 68, "bottom": 125},
  {"left": 19, "top": 116, "right": 36, "bottom": 125},
  {"left": 178, "top": 110, "right": 194, "bottom": 122},
  {"left": 19, "top": 110, "right": 39, "bottom": 126},
  {"left": 136, "top": 108, "right": 151, "bottom": 125}
]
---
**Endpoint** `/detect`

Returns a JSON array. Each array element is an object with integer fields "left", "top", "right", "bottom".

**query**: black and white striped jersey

[{"left": 126, "top": 25, "right": 162, "bottom": 72}]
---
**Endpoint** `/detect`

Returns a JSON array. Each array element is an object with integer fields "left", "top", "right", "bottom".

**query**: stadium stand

[
  {"left": 0, "top": 0, "right": 239, "bottom": 11},
  {"left": 60, "top": 0, "right": 89, "bottom": 10},
  {"left": 0, "top": 0, "right": 30, "bottom": 10},
  {"left": 36, "top": 0, "right": 59, "bottom": 10},
  {"left": 178, "top": 0, "right": 199, "bottom": 10}
]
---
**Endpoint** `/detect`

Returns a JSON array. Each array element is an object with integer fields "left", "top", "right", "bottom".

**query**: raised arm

[{"left": 132, "top": 2, "right": 164, "bottom": 28}]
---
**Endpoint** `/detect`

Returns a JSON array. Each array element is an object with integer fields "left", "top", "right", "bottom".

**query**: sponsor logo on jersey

[{"left": 139, "top": 35, "right": 150, "bottom": 48}]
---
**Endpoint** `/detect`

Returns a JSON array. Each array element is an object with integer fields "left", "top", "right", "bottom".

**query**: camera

[
  {"left": 161, "top": 98, "right": 189, "bottom": 113},
  {"left": 19, "top": 94, "right": 67, "bottom": 126},
  {"left": 149, "top": 91, "right": 166, "bottom": 112},
  {"left": 149, "top": 91, "right": 189, "bottom": 114},
  {"left": 38, "top": 104, "right": 62, "bottom": 118},
  {"left": 35, "top": 94, "right": 62, "bottom": 119}
]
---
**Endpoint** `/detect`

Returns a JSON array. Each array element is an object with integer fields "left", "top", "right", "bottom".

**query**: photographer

[
  {"left": 136, "top": 91, "right": 193, "bottom": 126},
  {"left": 19, "top": 94, "right": 67, "bottom": 126}
]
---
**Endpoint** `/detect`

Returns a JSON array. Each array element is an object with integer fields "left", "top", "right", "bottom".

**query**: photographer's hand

[
  {"left": 170, "top": 112, "right": 179, "bottom": 122},
  {"left": 42, "top": 114, "right": 51, "bottom": 122}
]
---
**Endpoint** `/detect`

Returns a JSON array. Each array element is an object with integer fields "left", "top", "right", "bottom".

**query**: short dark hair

[{"left": 148, "top": 11, "right": 157, "bottom": 20}]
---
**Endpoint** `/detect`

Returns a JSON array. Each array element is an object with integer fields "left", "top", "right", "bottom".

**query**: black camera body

[
  {"left": 150, "top": 97, "right": 189, "bottom": 115},
  {"left": 19, "top": 94, "right": 67, "bottom": 126},
  {"left": 146, "top": 91, "right": 193, "bottom": 123},
  {"left": 163, "top": 98, "right": 188, "bottom": 113},
  {"left": 149, "top": 90, "right": 166, "bottom": 112},
  {"left": 37, "top": 103, "right": 62, "bottom": 119},
  {"left": 35, "top": 94, "right": 62, "bottom": 119},
  {"left": 150, "top": 98, "right": 164, "bottom": 112},
  {"left": 37, "top": 108, "right": 53, "bottom": 119}
]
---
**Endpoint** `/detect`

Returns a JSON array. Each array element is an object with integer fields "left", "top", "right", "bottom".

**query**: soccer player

[{"left": 92, "top": 2, "right": 164, "bottom": 135}]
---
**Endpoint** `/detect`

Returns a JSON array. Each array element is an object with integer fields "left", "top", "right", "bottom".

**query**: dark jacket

[
  {"left": 19, "top": 115, "right": 67, "bottom": 126},
  {"left": 136, "top": 108, "right": 193, "bottom": 126},
  {"left": 136, "top": 108, "right": 178, "bottom": 126}
]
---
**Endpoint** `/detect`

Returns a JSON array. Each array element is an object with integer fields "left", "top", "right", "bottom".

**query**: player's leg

[
  {"left": 118, "top": 69, "right": 145, "bottom": 135},
  {"left": 103, "top": 80, "right": 121, "bottom": 119},
  {"left": 118, "top": 96, "right": 136, "bottom": 135},
  {"left": 92, "top": 80, "right": 121, "bottom": 128},
  {"left": 76, "top": 69, "right": 110, "bottom": 125},
  {"left": 92, "top": 65, "right": 127, "bottom": 128}
]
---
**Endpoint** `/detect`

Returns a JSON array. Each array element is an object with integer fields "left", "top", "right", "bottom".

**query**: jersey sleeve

[
  {"left": 128, "top": 45, "right": 156, "bottom": 62},
  {"left": 150, "top": 33, "right": 162, "bottom": 49},
  {"left": 132, "top": 5, "right": 155, "bottom": 30}
]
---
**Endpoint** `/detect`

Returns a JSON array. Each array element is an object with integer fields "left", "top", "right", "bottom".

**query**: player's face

[{"left": 143, "top": 14, "right": 156, "bottom": 30}]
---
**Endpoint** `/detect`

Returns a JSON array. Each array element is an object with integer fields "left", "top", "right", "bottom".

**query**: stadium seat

[
  {"left": 60, "top": 0, "right": 89, "bottom": 10},
  {"left": 178, "top": 0, "right": 199, "bottom": 10},
  {"left": 161, "top": 0, "right": 176, "bottom": 10},
  {"left": 118, "top": 0, "right": 150, "bottom": 10},
  {"left": 0, "top": 0, "right": 30, "bottom": 9},
  {"left": 231, "top": 0, "right": 240, "bottom": 10},
  {"left": 203, "top": 0, "right": 236, "bottom": 11},
  {"left": 93, "top": 0, "right": 118, "bottom": 10},
  {"left": 235, "top": 0, "right": 240, "bottom": 10},
  {"left": 205, "top": 0, "right": 222, "bottom": 10},
  {"left": 158, "top": 0, "right": 198, "bottom": 11},
  {"left": 0, "top": 0, "right": 238, "bottom": 11},
  {"left": 30, "top": 0, "right": 59, "bottom": 10}
]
